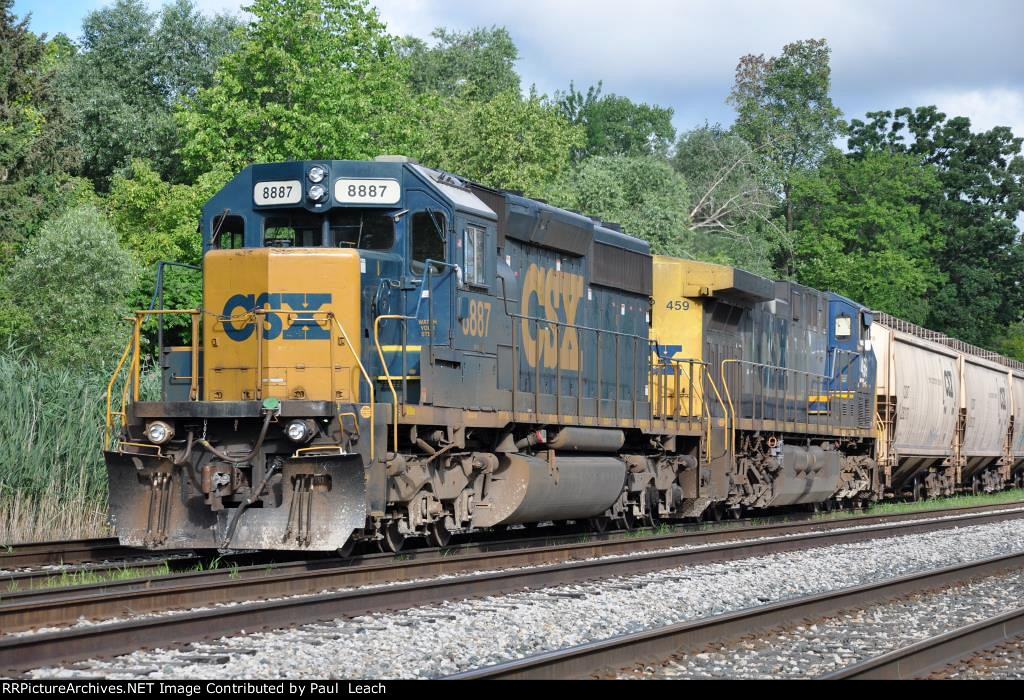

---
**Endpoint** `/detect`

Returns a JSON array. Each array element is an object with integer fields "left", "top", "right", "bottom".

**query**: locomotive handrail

[
  {"left": 719, "top": 354, "right": 872, "bottom": 456},
  {"left": 104, "top": 309, "right": 201, "bottom": 451},
  {"left": 653, "top": 356, "right": 727, "bottom": 462},
  {"left": 373, "top": 313, "right": 415, "bottom": 452},
  {"left": 328, "top": 313, "right": 377, "bottom": 462}
]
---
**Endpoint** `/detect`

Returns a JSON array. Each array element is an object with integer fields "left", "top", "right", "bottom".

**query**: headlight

[
  {"left": 308, "top": 165, "right": 327, "bottom": 183},
  {"left": 307, "top": 184, "right": 327, "bottom": 202},
  {"left": 285, "top": 419, "right": 313, "bottom": 443},
  {"left": 146, "top": 421, "right": 174, "bottom": 445}
]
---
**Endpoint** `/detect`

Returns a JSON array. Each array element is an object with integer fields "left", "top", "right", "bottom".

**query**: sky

[{"left": 12, "top": 0, "right": 1024, "bottom": 139}]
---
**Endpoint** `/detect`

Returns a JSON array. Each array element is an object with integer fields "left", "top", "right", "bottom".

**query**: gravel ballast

[
  {"left": 21, "top": 516, "right": 1024, "bottom": 679},
  {"left": 627, "top": 569, "right": 1024, "bottom": 679}
]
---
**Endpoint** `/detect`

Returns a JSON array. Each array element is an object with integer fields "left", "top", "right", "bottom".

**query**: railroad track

[
  {"left": 2, "top": 504, "right": 1023, "bottom": 674},
  {"left": 4, "top": 500, "right": 1020, "bottom": 588},
  {"left": 449, "top": 551, "right": 1024, "bottom": 679},
  {"left": 823, "top": 607, "right": 1024, "bottom": 679},
  {"left": 0, "top": 538, "right": 145, "bottom": 569}
]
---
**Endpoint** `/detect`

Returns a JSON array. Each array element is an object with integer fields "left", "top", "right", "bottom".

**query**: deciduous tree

[
  {"left": 65, "top": 0, "right": 239, "bottom": 187},
  {"left": 847, "top": 106, "right": 1024, "bottom": 346},
  {"left": 729, "top": 38, "right": 843, "bottom": 266},
  {"left": 1, "top": 206, "right": 138, "bottom": 368},
  {"left": 178, "top": 0, "right": 424, "bottom": 178},
  {"left": 558, "top": 82, "right": 675, "bottom": 162},
  {"left": 0, "top": 0, "right": 82, "bottom": 262},
  {"left": 400, "top": 26, "right": 519, "bottom": 100},
  {"left": 790, "top": 149, "right": 944, "bottom": 324}
]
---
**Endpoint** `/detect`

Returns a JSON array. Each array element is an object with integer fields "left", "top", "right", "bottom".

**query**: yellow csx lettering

[
  {"left": 520, "top": 264, "right": 583, "bottom": 371},
  {"left": 461, "top": 299, "right": 492, "bottom": 338}
]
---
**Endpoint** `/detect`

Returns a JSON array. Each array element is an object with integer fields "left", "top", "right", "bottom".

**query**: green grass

[
  {"left": 43, "top": 561, "right": 172, "bottom": 589},
  {"left": 0, "top": 349, "right": 159, "bottom": 544},
  {"left": 860, "top": 488, "right": 1024, "bottom": 516}
]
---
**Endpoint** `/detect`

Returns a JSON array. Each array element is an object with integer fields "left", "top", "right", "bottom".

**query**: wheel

[
  {"left": 379, "top": 521, "right": 406, "bottom": 553},
  {"left": 588, "top": 516, "right": 610, "bottom": 533},
  {"left": 709, "top": 502, "right": 725, "bottom": 522},
  {"left": 729, "top": 505, "right": 743, "bottom": 520},
  {"left": 336, "top": 536, "right": 356, "bottom": 558},
  {"left": 427, "top": 520, "right": 452, "bottom": 548}
]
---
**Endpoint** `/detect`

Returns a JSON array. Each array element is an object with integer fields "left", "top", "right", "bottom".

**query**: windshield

[{"left": 262, "top": 210, "right": 395, "bottom": 250}]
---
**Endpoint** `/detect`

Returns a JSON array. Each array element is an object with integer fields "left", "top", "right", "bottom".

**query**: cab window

[
  {"left": 835, "top": 314, "right": 852, "bottom": 340},
  {"left": 212, "top": 214, "right": 244, "bottom": 249},
  {"left": 411, "top": 211, "right": 446, "bottom": 274},
  {"left": 264, "top": 213, "right": 321, "bottom": 247},
  {"left": 331, "top": 210, "right": 395, "bottom": 250},
  {"left": 463, "top": 225, "right": 487, "bottom": 286}
]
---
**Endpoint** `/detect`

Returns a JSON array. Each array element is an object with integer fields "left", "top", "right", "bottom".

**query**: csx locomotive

[{"left": 103, "top": 156, "right": 1024, "bottom": 553}]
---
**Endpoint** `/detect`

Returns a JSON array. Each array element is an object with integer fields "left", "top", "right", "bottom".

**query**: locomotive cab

[{"left": 105, "top": 157, "right": 501, "bottom": 551}]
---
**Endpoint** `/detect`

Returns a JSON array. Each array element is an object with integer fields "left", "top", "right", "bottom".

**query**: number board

[
  {"left": 253, "top": 180, "right": 302, "bottom": 206},
  {"left": 334, "top": 178, "right": 401, "bottom": 205}
]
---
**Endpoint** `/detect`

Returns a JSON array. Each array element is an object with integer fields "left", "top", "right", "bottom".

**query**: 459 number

[
  {"left": 665, "top": 300, "right": 690, "bottom": 311},
  {"left": 462, "top": 299, "right": 492, "bottom": 338}
]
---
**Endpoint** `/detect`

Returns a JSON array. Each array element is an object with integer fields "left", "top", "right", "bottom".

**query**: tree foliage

[
  {"left": 672, "top": 124, "right": 780, "bottom": 275},
  {"left": 847, "top": 107, "right": 1024, "bottom": 345},
  {"left": 790, "top": 149, "right": 944, "bottom": 324},
  {"left": 0, "top": 0, "right": 81, "bottom": 262},
  {"left": 400, "top": 26, "right": 519, "bottom": 100},
  {"left": 558, "top": 81, "right": 675, "bottom": 162},
  {"left": 423, "top": 89, "right": 583, "bottom": 196},
  {"left": 1, "top": 206, "right": 138, "bottom": 368},
  {"left": 729, "top": 38, "right": 843, "bottom": 249},
  {"left": 178, "top": 0, "right": 423, "bottom": 178},
  {"left": 65, "top": 0, "right": 239, "bottom": 186},
  {"left": 549, "top": 155, "right": 691, "bottom": 258}
]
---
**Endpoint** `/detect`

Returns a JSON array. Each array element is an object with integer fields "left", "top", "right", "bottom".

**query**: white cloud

[
  {"left": 913, "top": 88, "right": 1024, "bottom": 138},
  {"left": 131, "top": 0, "right": 1024, "bottom": 135}
]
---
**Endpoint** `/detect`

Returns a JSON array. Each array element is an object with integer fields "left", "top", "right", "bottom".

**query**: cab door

[{"left": 453, "top": 214, "right": 497, "bottom": 354}]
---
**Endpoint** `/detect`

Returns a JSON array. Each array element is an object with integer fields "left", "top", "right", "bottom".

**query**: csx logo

[
  {"left": 221, "top": 293, "right": 331, "bottom": 341},
  {"left": 520, "top": 263, "right": 583, "bottom": 371}
]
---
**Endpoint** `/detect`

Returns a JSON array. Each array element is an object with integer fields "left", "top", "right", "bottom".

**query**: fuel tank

[{"left": 473, "top": 453, "right": 627, "bottom": 527}]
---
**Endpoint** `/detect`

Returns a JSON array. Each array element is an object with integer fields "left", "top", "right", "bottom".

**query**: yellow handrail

[
  {"left": 701, "top": 364, "right": 730, "bottom": 463},
  {"left": 373, "top": 314, "right": 414, "bottom": 453},
  {"left": 104, "top": 309, "right": 201, "bottom": 451},
  {"left": 104, "top": 327, "right": 136, "bottom": 450},
  {"left": 330, "top": 314, "right": 376, "bottom": 461}
]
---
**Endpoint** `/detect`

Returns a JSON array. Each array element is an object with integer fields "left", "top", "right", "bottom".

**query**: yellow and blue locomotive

[{"left": 104, "top": 156, "right": 941, "bottom": 554}]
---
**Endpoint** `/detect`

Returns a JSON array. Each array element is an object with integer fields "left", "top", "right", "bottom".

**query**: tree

[
  {"left": 400, "top": 26, "right": 519, "bottom": 100},
  {"left": 728, "top": 38, "right": 843, "bottom": 263},
  {"left": 178, "top": 0, "right": 424, "bottom": 179},
  {"left": 548, "top": 155, "right": 691, "bottom": 257},
  {"left": 64, "top": 0, "right": 240, "bottom": 187},
  {"left": 104, "top": 160, "right": 231, "bottom": 343},
  {"left": 673, "top": 124, "right": 781, "bottom": 275},
  {"left": 790, "top": 149, "right": 944, "bottom": 324},
  {"left": 847, "top": 107, "right": 1024, "bottom": 346},
  {"left": 557, "top": 82, "right": 675, "bottom": 161},
  {"left": 0, "top": 0, "right": 82, "bottom": 262},
  {"left": 1, "top": 206, "right": 139, "bottom": 368},
  {"left": 422, "top": 89, "right": 584, "bottom": 195}
]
